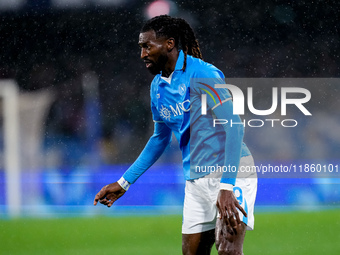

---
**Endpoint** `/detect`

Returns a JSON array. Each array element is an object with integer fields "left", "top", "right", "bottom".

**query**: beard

[{"left": 147, "top": 54, "right": 168, "bottom": 75}]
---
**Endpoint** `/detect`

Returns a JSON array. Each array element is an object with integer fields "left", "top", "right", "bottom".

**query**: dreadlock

[{"left": 141, "top": 15, "right": 203, "bottom": 71}]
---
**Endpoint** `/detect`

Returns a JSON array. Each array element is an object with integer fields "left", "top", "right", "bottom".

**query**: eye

[{"left": 139, "top": 43, "right": 150, "bottom": 50}]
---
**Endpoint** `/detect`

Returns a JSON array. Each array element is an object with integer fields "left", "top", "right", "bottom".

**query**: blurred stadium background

[{"left": 0, "top": 0, "right": 339, "bottom": 254}]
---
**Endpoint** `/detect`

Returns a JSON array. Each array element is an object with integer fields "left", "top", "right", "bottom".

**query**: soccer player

[{"left": 94, "top": 15, "right": 257, "bottom": 255}]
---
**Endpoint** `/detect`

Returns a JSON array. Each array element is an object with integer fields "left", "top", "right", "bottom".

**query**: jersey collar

[{"left": 174, "top": 50, "right": 185, "bottom": 71}]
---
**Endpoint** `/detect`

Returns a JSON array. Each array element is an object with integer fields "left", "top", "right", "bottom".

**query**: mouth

[{"left": 144, "top": 60, "right": 153, "bottom": 69}]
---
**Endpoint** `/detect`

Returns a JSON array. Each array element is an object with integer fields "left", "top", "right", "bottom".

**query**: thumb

[
  {"left": 93, "top": 186, "right": 107, "bottom": 205},
  {"left": 216, "top": 200, "right": 223, "bottom": 218}
]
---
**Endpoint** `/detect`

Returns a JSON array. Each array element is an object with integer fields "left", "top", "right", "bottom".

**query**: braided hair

[{"left": 141, "top": 15, "right": 203, "bottom": 71}]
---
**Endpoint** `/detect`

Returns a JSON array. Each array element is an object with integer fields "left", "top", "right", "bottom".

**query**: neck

[{"left": 162, "top": 49, "right": 179, "bottom": 78}]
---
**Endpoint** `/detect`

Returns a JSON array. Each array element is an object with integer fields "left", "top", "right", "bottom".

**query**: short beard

[{"left": 148, "top": 54, "right": 168, "bottom": 75}]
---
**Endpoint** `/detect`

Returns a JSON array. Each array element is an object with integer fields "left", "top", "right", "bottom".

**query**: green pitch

[{"left": 0, "top": 210, "right": 339, "bottom": 255}]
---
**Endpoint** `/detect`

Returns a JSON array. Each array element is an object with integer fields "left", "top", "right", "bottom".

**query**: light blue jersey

[
  {"left": 149, "top": 50, "right": 251, "bottom": 183},
  {"left": 123, "top": 50, "right": 250, "bottom": 185}
]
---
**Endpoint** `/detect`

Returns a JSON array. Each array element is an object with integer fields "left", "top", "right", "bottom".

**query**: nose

[{"left": 141, "top": 48, "right": 148, "bottom": 59}]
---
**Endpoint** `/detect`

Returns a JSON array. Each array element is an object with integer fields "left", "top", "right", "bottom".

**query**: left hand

[{"left": 216, "top": 189, "right": 247, "bottom": 235}]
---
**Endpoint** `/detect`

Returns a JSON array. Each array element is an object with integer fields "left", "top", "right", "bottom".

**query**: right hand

[
  {"left": 216, "top": 189, "right": 247, "bottom": 235},
  {"left": 93, "top": 182, "right": 126, "bottom": 208}
]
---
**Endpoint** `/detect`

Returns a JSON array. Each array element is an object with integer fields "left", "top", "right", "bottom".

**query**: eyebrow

[{"left": 138, "top": 40, "right": 149, "bottom": 46}]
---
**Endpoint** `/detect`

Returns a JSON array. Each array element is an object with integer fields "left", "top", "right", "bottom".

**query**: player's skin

[
  {"left": 93, "top": 182, "right": 125, "bottom": 207},
  {"left": 94, "top": 29, "right": 248, "bottom": 255}
]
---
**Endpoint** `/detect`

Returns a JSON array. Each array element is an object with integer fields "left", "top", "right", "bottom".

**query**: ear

[{"left": 167, "top": 38, "right": 175, "bottom": 52}]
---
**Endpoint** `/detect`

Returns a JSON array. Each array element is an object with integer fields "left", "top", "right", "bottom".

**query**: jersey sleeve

[
  {"left": 190, "top": 65, "right": 231, "bottom": 107},
  {"left": 122, "top": 121, "right": 172, "bottom": 184},
  {"left": 191, "top": 65, "right": 243, "bottom": 185},
  {"left": 211, "top": 100, "right": 244, "bottom": 185},
  {"left": 151, "top": 99, "right": 163, "bottom": 122},
  {"left": 150, "top": 79, "right": 164, "bottom": 123}
]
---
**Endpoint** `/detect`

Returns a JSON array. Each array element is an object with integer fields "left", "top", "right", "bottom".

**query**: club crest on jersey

[{"left": 179, "top": 83, "right": 186, "bottom": 95}]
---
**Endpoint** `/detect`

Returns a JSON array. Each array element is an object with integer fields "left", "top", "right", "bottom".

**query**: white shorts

[{"left": 182, "top": 155, "right": 257, "bottom": 234}]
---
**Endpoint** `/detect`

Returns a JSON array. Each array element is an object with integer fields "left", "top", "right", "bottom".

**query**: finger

[
  {"left": 93, "top": 185, "right": 108, "bottom": 205},
  {"left": 227, "top": 210, "right": 238, "bottom": 235},
  {"left": 106, "top": 193, "right": 117, "bottom": 201},
  {"left": 216, "top": 201, "right": 223, "bottom": 217},
  {"left": 224, "top": 216, "right": 234, "bottom": 236},
  {"left": 236, "top": 203, "right": 247, "bottom": 218},
  {"left": 215, "top": 217, "right": 225, "bottom": 246},
  {"left": 234, "top": 206, "right": 242, "bottom": 226},
  {"left": 227, "top": 205, "right": 241, "bottom": 235},
  {"left": 230, "top": 218, "right": 238, "bottom": 235},
  {"left": 93, "top": 191, "right": 104, "bottom": 205},
  {"left": 226, "top": 206, "right": 235, "bottom": 225},
  {"left": 224, "top": 210, "right": 235, "bottom": 233},
  {"left": 99, "top": 199, "right": 109, "bottom": 205},
  {"left": 222, "top": 205, "right": 229, "bottom": 219},
  {"left": 223, "top": 213, "right": 231, "bottom": 232}
]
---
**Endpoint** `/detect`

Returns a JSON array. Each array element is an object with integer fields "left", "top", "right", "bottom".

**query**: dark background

[{"left": 0, "top": 0, "right": 339, "bottom": 165}]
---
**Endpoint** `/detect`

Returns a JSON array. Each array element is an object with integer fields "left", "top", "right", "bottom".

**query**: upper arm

[
  {"left": 150, "top": 80, "right": 164, "bottom": 123},
  {"left": 152, "top": 121, "right": 172, "bottom": 144},
  {"left": 190, "top": 67, "right": 232, "bottom": 115}
]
